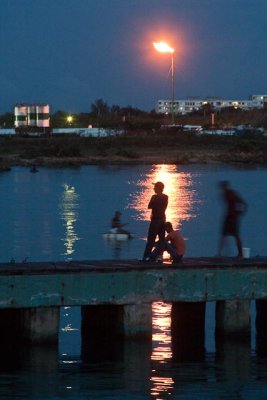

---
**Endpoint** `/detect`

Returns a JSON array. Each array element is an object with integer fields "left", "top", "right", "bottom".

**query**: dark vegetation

[
  {"left": 0, "top": 100, "right": 267, "bottom": 167},
  {"left": 0, "top": 98, "right": 267, "bottom": 130},
  {"left": 1, "top": 128, "right": 267, "bottom": 167}
]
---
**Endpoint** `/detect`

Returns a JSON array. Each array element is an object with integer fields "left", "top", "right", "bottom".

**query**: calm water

[{"left": 1, "top": 164, "right": 267, "bottom": 399}]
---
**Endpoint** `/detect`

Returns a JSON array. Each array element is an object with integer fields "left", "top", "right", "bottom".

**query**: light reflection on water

[
  {"left": 2, "top": 165, "right": 267, "bottom": 398},
  {"left": 57, "top": 165, "right": 194, "bottom": 394},
  {"left": 60, "top": 184, "right": 80, "bottom": 259},
  {"left": 151, "top": 302, "right": 174, "bottom": 399},
  {"left": 59, "top": 164, "right": 197, "bottom": 393},
  {"left": 54, "top": 164, "right": 220, "bottom": 398},
  {"left": 151, "top": 302, "right": 172, "bottom": 363},
  {"left": 129, "top": 164, "right": 198, "bottom": 229}
]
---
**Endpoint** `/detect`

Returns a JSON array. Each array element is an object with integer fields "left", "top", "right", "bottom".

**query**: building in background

[
  {"left": 14, "top": 104, "right": 51, "bottom": 135},
  {"left": 156, "top": 95, "right": 267, "bottom": 115}
]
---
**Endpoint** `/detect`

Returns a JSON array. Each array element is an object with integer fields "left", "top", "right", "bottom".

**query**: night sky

[{"left": 0, "top": 0, "right": 266, "bottom": 114}]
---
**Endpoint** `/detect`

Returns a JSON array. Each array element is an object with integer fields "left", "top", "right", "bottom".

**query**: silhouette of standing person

[
  {"left": 142, "top": 181, "right": 168, "bottom": 261},
  {"left": 218, "top": 180, "right": 247, "bottom": 258}
]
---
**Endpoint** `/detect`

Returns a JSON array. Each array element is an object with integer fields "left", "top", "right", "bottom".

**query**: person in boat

[
  {"left": 110, "top": 211, "right": 130, "bottom": 235},
  {"left": 217, "top": 180, "right": 247, "bottom": 258},
  {"left": 142, "top": 181, "right": 168, "bottom": 262},
  {"left": 151, "top": 222, "right": 186, "bottom": 264},
  {"left": 30, "top": 164, "right": 38, "bottom": 173}
]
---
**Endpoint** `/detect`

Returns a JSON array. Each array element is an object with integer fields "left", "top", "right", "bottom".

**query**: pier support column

[
  {"left": 123, "top": 304, "right": 152, "bottom": 340},
  {"left": 81, "top": 304, "right": 152, "bottom": 362},
  {"left": 21, "top": 307, "right": 60, "bottom": 344},
  {"left": 171, "top": 302, "right": 206, "bottom": 362},
  {"left": 81, "top": 305, "right": 124, "bottom": 363},
  {"left": 81, "top": 305, "right": 124, "bottom": 338},
  {"left": 256, "top": 299, "right": 267, "bottom": 337},
  {"left": 0, "top": 307, "right": 60, "bottom": 344},
  {"left": 81, "top": 304, "right": 152, "bottom": 340},
  {"left": 215, "top": 300, "right": 250, "bottom": 337},
  {"left": 256, "top": 299, "right": 267, "bottom": 357}
]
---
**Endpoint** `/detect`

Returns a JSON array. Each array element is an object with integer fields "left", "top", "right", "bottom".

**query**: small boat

[
  {"left": 30, "top": 166, "right": 39, "bottom": 173},
  {"left": 103, "top": 232, "right": 133, "bottom": 241}
]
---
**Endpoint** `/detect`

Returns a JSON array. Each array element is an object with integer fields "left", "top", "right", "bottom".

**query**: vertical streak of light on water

[
  {"left": 59, "top": 183, "right": 81, "bottom": 363},
  {"left": 151, "top": 302, "right": 174, "bottom": 399},
  {"left": 59, "top": 183, "right": 80, "bottom": 260}
]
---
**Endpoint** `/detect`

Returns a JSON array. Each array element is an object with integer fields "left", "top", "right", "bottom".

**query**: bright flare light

[{"left": 153, "top": 41, "right": 174, "bottom": 54}]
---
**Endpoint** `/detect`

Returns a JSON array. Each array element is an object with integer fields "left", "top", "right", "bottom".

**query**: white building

[
  {"left": 156, "top": 95, "right": 267, "bottom": 115},
  {"left": 249, "top": 94, "right": 267, "bottom": 103}
]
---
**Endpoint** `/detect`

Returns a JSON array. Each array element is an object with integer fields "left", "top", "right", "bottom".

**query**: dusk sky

[{"left": 0, "top": 0, "right": 266, "bottom": 114}]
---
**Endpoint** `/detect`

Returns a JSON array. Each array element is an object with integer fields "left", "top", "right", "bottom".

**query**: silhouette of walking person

[{"left": 217, "top": 180, "right": 247, "bottom": 258}]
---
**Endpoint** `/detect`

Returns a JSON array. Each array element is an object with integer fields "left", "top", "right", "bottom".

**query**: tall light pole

[{"left": 153, "top": 41, "right": 175, "bottom": 125}]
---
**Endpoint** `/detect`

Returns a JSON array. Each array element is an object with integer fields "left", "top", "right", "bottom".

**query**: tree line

[
  {"left": 0, "top": 99, "right": 266, "bottom": 130},
  {"left": 0, "top": 99, "right": 162, "bottom": 130}
]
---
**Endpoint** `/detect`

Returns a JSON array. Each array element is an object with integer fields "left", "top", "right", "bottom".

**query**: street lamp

[
  {"left": 153, "top": 41, "right": 175, "bottom": 125},
  {"left": 66, "top": 115, "right": 73, "bottom": 126}
]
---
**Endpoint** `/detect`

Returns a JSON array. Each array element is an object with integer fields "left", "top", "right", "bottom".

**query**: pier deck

[{"left": 1, "top": 257, "right": 267, "bottom": 309}]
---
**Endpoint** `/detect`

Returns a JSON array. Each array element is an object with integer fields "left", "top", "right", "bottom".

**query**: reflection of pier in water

[
  {"left": 0, "top": 257, "right": 267, "bottom": 346},
  {"left": 1, "top": 258, "right": 267, "bottom": 398}
]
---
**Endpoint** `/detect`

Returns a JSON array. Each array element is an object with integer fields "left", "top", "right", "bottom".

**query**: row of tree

[
  {"left": 0, "top": 99, "right": 266, "bottom": 130},
  {"left": 52, "top": 101, "right": 162, "bottom": 130},
  {"left": 0, "top": 99, "right": 164, "bottom": 130}
]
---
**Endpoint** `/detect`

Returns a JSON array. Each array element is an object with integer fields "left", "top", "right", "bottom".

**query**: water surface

[{"left": 1, "top": 164, "right": 267, "bottom": 399}]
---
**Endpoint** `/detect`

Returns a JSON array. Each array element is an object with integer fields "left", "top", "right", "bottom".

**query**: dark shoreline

[
  {"left": 1, "top": 134, "right": 267, "bottom": 169},
  {"left": 1, "top": 152, "right": 267, "bottom": 170}
]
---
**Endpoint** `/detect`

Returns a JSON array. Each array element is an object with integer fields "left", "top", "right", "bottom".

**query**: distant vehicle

[
  {"left": 79, "top": 128, "right": 123, "bottom": 137},
  {"left": 183, "top": 125, "right": 203, "bottom": 132},
  {"left": 0, "top": 129, "right": 15, "bottom": 136},
  {"left": 202, "top": 129, "right": 235, "bottom": 136},
  {"left": 160, "top": 124, "right": 203, "bottom": 132}
]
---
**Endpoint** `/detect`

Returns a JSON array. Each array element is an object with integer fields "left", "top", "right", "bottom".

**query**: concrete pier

[{"left": 0, "top": 257, "right": 267, "bottom": 345}]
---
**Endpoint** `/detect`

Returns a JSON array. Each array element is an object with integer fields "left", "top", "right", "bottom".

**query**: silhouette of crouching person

[{"left": 151, "top": 222, "right": 186, "bottom": 264}]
